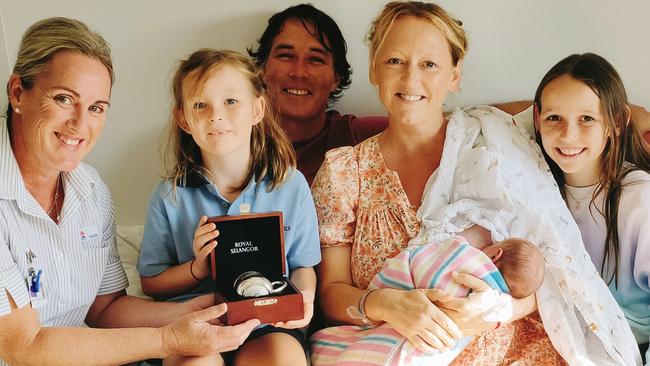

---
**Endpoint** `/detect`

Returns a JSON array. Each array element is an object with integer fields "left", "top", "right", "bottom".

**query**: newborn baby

[
  {"left": 463, "top": 228, "right": 545, "bottom": 298},
  {"left": 312, "top": 232, "right": 545, "bottom": 366}
]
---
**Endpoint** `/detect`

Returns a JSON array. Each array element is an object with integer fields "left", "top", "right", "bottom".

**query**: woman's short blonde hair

[{"left": 367, "top": 1, "right": 468, "bottom": 67}]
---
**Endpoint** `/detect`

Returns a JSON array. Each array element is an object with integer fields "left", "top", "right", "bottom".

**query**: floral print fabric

[{"left": 312, "top": 135, "right": 419, "bottom": 290}]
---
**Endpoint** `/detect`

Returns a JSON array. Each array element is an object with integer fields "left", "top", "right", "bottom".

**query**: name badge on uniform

[
  {"left": 25, "top": 249, "right": 46, "bottom": 308},
  {"left": 80, "top": 225, "right": 100, "bottom": 242}
]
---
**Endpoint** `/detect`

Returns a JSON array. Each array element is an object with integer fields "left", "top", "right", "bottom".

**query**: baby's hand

[{"left": 191, "top": 215, "right": 219, "bottom": 280}]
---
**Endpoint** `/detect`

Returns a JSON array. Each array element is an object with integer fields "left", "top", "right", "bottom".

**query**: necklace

[
  {"left": 564, "top": 185, "right": 594, "bottom": 211},
  {"left": 46, "top": 174, "right": 61, "bottom": 222}
]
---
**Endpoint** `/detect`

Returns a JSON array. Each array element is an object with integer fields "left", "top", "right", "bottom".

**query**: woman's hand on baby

[
  {"left": 366, "top": 288, "right": 462, "bottom": 353},
  {"left": 435, "top": 272, "right": 507, "bottom": 336},
  {"left": 273, "top": 289, "right": 315, "bottom": 329},
  {"left": 192, "top": 215, "right": 219, "bottom": 279}
]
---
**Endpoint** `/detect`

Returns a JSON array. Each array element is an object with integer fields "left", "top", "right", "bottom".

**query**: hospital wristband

[{"left": 346, "top": 289, "right": 378, "bottom": 325}]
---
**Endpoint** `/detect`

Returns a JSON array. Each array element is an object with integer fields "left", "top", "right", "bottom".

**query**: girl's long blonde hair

[{"left": 164, "top": 49, "right": 295, "bottom": 191}]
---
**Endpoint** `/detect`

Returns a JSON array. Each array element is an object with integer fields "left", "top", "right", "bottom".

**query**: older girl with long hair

[{"left": 534, "top": 52, "right": 650, "bottom": 363}]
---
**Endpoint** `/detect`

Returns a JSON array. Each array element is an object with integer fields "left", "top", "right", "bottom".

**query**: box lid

[{"left": 208, "top": 212, "right": 286, "bottom": 295}]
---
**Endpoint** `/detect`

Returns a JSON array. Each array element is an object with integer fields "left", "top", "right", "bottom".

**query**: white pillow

[{"left": 116, "top": 225, "right": 150, "bottom": 299}]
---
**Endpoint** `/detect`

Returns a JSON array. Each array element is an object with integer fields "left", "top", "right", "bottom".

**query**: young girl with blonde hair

[{"left": 138, "top": 49, "right": 320, "bottom": 366}]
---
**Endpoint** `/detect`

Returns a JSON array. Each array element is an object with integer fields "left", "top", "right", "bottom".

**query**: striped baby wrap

[{"left": 311, "top": 236, "right": 509, "bottom": 366}]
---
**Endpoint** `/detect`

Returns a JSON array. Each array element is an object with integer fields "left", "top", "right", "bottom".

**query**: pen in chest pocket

[{"left": 25, "top": 249, "right": 44, "bottom": 299}]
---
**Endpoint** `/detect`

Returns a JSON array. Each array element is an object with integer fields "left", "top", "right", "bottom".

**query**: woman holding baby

[{"left": 311, "top": 1, "right": 639, "bottom": 365}]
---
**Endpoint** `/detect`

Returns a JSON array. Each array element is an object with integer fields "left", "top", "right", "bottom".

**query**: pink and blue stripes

[{"left": 311, "top": 236, "right": 508, "bottom": 366}]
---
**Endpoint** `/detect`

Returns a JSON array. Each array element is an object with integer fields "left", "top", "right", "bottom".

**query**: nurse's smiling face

[{"left": 9, "top": 50, "right": 112, "bottom": 174}]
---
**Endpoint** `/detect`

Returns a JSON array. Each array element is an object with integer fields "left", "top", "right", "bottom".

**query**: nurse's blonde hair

[{"left": 6, "top": 17, "right": 113, "bottom": 127}]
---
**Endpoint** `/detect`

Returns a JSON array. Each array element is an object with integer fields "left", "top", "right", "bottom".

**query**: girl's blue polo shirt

[{"left": 137, "top": 170, "right": 321, "bottom": 302}]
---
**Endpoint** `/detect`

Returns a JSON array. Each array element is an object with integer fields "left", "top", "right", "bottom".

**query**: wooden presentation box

[{"left": 209, "top": 212, "right": 304, "bottom": 325}]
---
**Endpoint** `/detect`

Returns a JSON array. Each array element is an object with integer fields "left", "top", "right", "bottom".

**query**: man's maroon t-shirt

[{"left": 293, "top": 111, "right": 388, "bottom": 186}]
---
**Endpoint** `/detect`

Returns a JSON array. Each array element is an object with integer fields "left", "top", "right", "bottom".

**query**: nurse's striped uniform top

[{"left": 0, "top": 121, "right": 128, "bottom": 365}]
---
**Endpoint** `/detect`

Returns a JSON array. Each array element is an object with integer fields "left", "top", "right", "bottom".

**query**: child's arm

[
  {"left": 140, "top": 263, "right": 203, "bottom": 299},
  {"left": 274, "top": 267, "right": 316, "bottom": 329},
  {"left": 273, "top": 174, "right": 321, "bottom": 329},
  {"left": 141, "top": 216, "right": 218, "bottom": 298}
]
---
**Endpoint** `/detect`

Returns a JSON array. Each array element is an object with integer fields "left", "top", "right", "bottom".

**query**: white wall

[{"left": 1, "top": 0, "right": 648, "bottom": 224}]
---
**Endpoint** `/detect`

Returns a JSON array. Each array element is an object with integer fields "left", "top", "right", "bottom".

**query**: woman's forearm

[
  {"left": 320, "top": 282, "right": 368, "bottom": 325},
  {"left": 318, "top": 246, "right": 370, "bottom": 325},
  {"left": 28, "top": 326, "right": 166, "bottom": 366},
  {"left": 87, "top": 293, "right": 194, "bottom": 328},
  {"left": 1, "top": 306, "right": 168, "bottom": 366}
]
